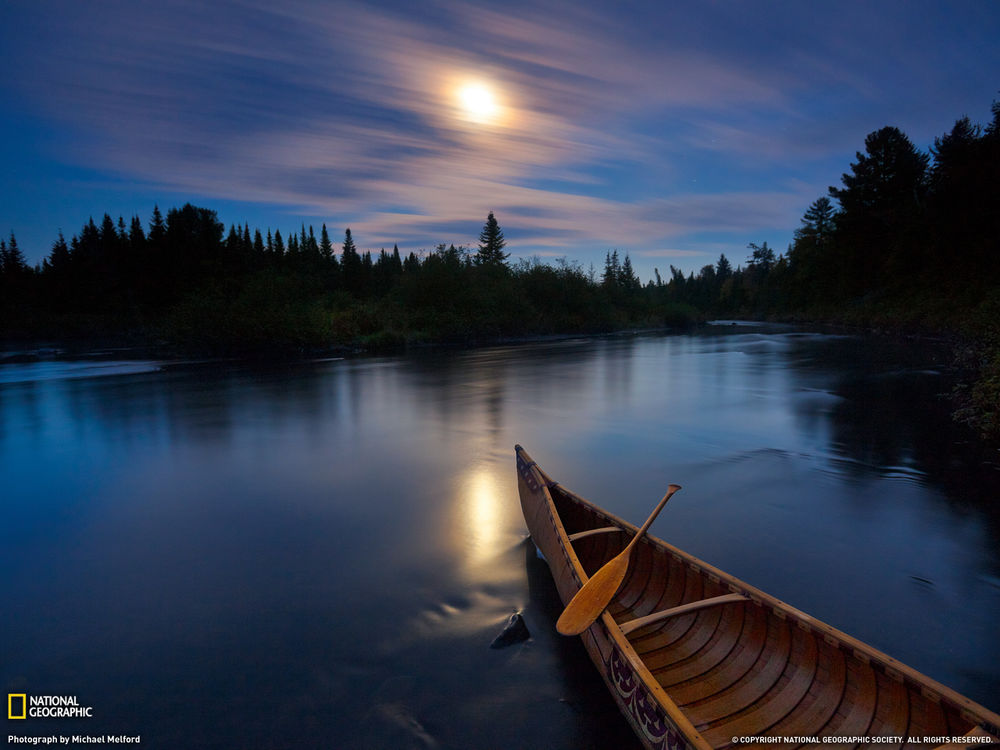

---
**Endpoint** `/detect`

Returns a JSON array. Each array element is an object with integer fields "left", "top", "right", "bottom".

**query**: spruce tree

[
  {"left": 603, "top": 250, "right": 621, "bottom": 288},
  {"left": 307, "top": 226, "right": 319, "bottom": 258},
  {"left": 716, "top": 254, "right": 732, "bottom": 280},
  {"left": 476, "top": 211, "right": 508, "bottom": 267},
  {"left": 1, "top": 233, "right": 28, "bottom": 275},
  {"left": 341, "top": 228, "right": 362, "bottom": 294},
  {"left": 49, "top": 232, "right": 71, "bottom": 272},
  {"left": 619, "top": 254, "right": 640, "bottom": 291},
  {"left": 320, "top": 224, "right": 333, "bottom": 261},
  {"left": 129, "top": 216, "right": 146, "bottom": 250},
  {"left": 148, "top": 205, "right": 166, "bottom": 245}
]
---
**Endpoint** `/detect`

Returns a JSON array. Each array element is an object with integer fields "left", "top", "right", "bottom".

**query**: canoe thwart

[
  {"left": 619, "top": 592, "right": 749, "bottom": 636},
  {"left": 568, "top": 526, "right": 622, "bottom": 542}
]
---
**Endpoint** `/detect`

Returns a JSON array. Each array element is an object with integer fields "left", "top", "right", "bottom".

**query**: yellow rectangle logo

[{"left": 8, "top": 693, "right": 27, "bottom": 719}]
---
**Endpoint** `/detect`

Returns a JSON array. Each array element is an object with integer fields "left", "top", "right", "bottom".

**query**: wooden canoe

[{"left": 515, "top": 445, "right": 1000, "bottom": 750}]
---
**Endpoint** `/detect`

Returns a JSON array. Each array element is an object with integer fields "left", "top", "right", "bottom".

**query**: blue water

[{"left": 2, "top": 326, "right": 998, "bottom": 748}]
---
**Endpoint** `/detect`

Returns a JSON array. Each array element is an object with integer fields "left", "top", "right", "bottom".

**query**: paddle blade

[{"left": 556, "top": 551, "right": 630, "bottom": 636}]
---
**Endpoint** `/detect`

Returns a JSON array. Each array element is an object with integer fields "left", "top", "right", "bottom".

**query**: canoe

[{"left": 515, "top": 445, "right": 1000, "bottom": 750}]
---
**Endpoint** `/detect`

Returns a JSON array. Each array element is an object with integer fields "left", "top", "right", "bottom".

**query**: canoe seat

[
  {"left": 567, "top": 526, "right": 622, "bottom": 542},
  {"left": 619, "top": 592, "right": 749, "bottom": 636}
]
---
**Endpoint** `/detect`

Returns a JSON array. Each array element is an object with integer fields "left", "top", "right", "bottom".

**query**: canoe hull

[{"left": 515, "top": 446, "right": 1000, "bottom": 750}]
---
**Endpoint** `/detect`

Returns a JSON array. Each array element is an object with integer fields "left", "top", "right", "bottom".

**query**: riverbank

[{"left": 761, "top": 290, "right": 1000, "bottom": 442}]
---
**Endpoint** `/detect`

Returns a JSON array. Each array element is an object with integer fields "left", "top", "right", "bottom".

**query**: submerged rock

[{"left": 490, "top": 612, "right": 530, "bottom": 649}]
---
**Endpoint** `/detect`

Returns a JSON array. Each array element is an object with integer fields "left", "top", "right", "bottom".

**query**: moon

[{"left": 457, "top": 82, "right": 500, "bottom": 124}]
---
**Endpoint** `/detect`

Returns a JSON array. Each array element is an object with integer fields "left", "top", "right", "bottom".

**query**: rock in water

[{"left": 490, "top": 612, "right": 530, "bottom": 649}]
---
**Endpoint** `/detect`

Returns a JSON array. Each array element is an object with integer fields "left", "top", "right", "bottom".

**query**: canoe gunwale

[{"left": 515, "top": 445, "right": 1000, "bottom": 747}]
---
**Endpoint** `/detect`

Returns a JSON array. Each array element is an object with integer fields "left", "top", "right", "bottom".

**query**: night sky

[{"left": 2, "top": 0, "right": 998, "bottom": 280}]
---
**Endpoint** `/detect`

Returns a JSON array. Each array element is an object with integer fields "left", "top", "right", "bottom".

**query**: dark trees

[
  {"left": 165, "top": 203, "right": 225, "bottom": 291},
  {"left": 340, "top": 228, "right": 364, "bottom": 296},
  {"left": 476, "top": 211, "right": 508, "bottom": 268},
  {"left": 829, "top": 126, "right": 929, "bottom": 294},
  {"left": 927, "top": 113, "right": 1000, "bottom": 288}
]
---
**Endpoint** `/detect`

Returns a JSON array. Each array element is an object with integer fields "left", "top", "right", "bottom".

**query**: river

[{"left": 2, "top": 323, "right": 998, "bottom": 748}]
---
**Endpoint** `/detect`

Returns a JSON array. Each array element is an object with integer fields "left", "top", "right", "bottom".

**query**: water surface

[{"left": 3, "top": 326, "right": 998, "bottom": 747}]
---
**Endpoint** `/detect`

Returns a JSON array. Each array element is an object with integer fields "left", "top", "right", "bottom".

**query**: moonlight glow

[{"left": 457, "top": 83, "right": 499, "bottom": 124}]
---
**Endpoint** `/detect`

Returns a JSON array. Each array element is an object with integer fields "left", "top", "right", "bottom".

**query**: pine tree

[
  {"left": 602, "top": 250, "right": 621, "bottom": 288},
  {"left": 49, "top": 232, "right": 71, "bottom": 272},
  {"left": 829, "top": 126, "right": 929, "bottom": 293},
  {"left": 1, "top": 232, "right": 28, "bottom": 275},
  {"left": 226, "top": 224, "right": 241, "bottom": 253},
  {"left": 320, "top": 224, "right": 333, "bottom": 261},
  {"left": 307, "top": 225, "right": 319, "bottom": 258},
  {"left": 342, "top": 228, "right": 357, "bottom": 257},
  {"left": 619, "top": 254, "right": 640, "bottom": 291},
  {"left": 403, "top": 251, "right": 421, "bottom": 274},
  {"left": 148, "top": 205, "right": 166, "bottom": 245},
  {"left": 794, "top": 197, "right": 836, "bottom": 247},
  {"left": 361, "top": 250, "right": 374, "bottom": 295},
  {"left": 341, "top": 228, "right": 363, "bottom": 294},
  {"left": 746, "top": 242, "right": 776, "bottom": 271},
  {"left": 476, "top": 211, "right": 508, "bottom": 267},
  {"left": 716, "top": 254, "right": 733, "bottom": 280},
  {"left": 831, "top": 127, "right": 928, "bottom": 218},
  {"left": 100, "top": 214, "right": 118, "bottom": 256},
  {"left": 129, "top": 216, "right": 146, "bottom": 250}
]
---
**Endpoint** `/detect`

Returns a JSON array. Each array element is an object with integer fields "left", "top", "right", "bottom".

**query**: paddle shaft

[{"left": 627, "top": 484, "right": 681, "bottom": 554}]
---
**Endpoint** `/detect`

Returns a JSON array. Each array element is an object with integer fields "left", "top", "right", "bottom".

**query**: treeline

[
  {"left": 0, "top": 208, "right": 695, "bottom": 353},
  {"left": 657, "top": 101, "right": 1000, "bottom": 322}
]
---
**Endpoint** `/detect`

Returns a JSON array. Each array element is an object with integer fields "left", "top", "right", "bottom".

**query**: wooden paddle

[{"left": 556, "top": 484, "right": 682, "bottom": 636}]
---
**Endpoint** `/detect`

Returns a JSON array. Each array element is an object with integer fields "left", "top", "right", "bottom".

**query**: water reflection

[
  {"left": 2, "top": 327, "right": 998, "bottom": 748},
  {"left": 455, "top": 467, "right": 505, "bottom": 573}
]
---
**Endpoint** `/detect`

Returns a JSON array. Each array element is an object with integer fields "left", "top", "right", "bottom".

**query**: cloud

[
  {"left": 6, "top": 0, "right": 996, "bottom": 272},
  {"left": 635, "top": 249, "right": 711, "bottom": 258}
]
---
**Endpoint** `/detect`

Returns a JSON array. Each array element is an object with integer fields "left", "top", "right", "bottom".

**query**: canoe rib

[{"left": 515, "top": 445, "right": 1000, "bottom": 750}]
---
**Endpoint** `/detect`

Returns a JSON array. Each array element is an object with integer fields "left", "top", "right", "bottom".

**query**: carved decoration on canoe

[
  {"left": 607, "top": 647, "right": 685, "bottom": 750},
  {"left": 517, "top": 454, "right": 541, "bottom": 492}
]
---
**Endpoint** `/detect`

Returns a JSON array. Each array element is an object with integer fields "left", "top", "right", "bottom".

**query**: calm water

[{"left": 3, "top": 325, "right": 999, "bottom": 748}]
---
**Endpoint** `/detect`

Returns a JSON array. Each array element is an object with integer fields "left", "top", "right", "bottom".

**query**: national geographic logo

[
  {"left": 8, "top": 694, "right": 26, "bottom": 720},
  {"left": 7, "top": 694, "right": 94, "bottom": 719}
]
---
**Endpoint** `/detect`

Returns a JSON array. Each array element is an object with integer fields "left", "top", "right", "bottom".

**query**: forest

[{"left": 1, "top": 100, "right": 998, "bottom": 436}]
